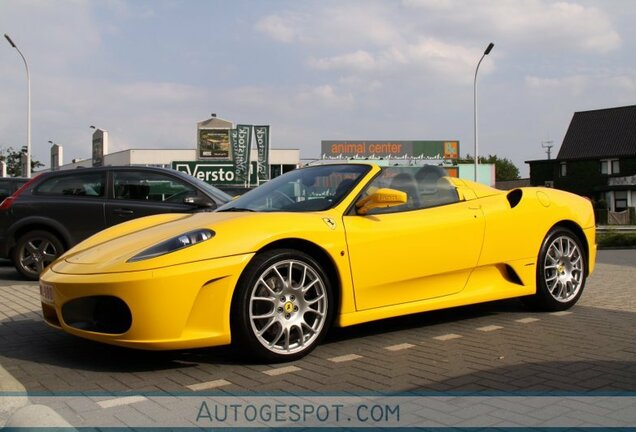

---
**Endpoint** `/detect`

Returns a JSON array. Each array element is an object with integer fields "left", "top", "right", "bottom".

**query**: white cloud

[
  {"left": 307, "top": 38, "right": 489, "bottom": 85},
  {"left": 308, "top": 50, "right": 377, "bottom": 72},
  {"left": 255, "top": 14, "right": 302, "bottom": 43},
  {"left": 298, "top": 85, "right": 355, "bottom": 110},
  {"left": 525, "top": 75, "right": 589, "bottom": 95},
  {"left": 403, "top": 0, "right": 621, "bottom": 54}
]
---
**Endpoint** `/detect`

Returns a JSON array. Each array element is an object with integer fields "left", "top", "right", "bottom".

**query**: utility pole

[{"left": 541, "top": 140, "right": 554, "bottom": 160}]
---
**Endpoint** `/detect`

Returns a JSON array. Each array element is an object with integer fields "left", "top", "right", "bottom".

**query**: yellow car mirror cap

[{"left": 357, "top": 188, "right": 407, "bottom": 215}]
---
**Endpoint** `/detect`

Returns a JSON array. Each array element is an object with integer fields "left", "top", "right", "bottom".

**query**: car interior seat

[{"left": 389, "top": 172, "right": 421, "bottom": 209}]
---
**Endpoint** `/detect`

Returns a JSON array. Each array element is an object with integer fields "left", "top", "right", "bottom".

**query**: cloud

[
  {"left": 309, "top": 50, "right": 377, "bottom": 72},
  {"left": 307, "top": 38, "right": 490, "bottom": 85},
  {"left": 298, "top": 85, "right": 355, "bottom": 110},
  {"left": 403, "top": 0, "right": 621, "bottom": 54},
  {"left": 255, "top": 13, "right": 302, "bottom": 43},
  {"left": 525, "top": 75, "right": 589, "bottom": 93}
]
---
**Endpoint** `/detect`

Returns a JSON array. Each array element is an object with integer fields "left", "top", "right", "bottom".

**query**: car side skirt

[{"left": 337, "top": 258, "right": 536, "bottom": 328}]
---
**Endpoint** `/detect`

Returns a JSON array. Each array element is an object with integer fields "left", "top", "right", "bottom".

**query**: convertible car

[{"left": 39, "top": 163, "right": 596, "bottom": 361}]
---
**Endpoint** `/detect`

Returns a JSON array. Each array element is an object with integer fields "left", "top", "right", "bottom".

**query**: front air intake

[{"left": 61, "top": 296, "right": 132, "bottom": 334}]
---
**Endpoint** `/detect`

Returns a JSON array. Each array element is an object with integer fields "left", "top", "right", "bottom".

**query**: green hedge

[{"left": 597, "top": 232, "right": 636, "bottom": 248}]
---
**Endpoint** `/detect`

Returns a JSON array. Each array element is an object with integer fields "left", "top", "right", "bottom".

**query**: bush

[{"left": 597, "top": 232, "right": 636, "bottom": 248}]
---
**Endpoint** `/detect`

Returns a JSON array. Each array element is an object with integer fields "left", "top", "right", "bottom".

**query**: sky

[{"left": 1, "top": 0, "right": 635, "bottom": 177}]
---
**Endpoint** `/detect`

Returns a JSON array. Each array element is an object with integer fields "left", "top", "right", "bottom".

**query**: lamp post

[
  {"left": 4, "top": 34, "right": 31, "bottom": 178},
  {"left": 474, "top": 42, "right": 494, "bottom": 182}
]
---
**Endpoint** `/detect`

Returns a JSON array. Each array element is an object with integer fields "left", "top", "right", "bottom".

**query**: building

[
  {"left": 57, "top": 147, "right": 299, "bottom": 184},
  {"left": 527, "top": 105, "right": 636, "bottom": 213}
]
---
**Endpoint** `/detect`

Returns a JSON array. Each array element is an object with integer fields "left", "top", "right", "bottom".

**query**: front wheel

[
  {"left": 526, "top": 227, "right": 587, "bottom": 311},
  {"left": 12, "top": 230, "right": 65, "bottom": 281},
  {"left": 232, "top": 249, "right": 333, "bottom": 362}
]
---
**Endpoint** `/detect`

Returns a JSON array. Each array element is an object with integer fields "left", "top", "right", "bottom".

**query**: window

[
  {"left": 113, "top": 171, "right": 197, "bottom": 202},
  {"left": 560, "top": 162, "right": 567, "bottom": 177},
  {"left": 360, "top": 166, "right": 459, "bottom": 214},
  {"left": 218, "top": 164, "right": 370, "bottom": 212},
  {"left": 614, "top": 191, "right": 628, "bottom": 212},
  {"left": 601, "top": 159, "right": 620, "bottom": 175},
  {"left": 35, "top": 173, "right": 105, "bottom": 197}
]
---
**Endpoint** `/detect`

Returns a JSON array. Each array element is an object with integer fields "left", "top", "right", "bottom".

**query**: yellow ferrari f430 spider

[{"left": 40, "top": 163, "right": 595, "bottom": 361}]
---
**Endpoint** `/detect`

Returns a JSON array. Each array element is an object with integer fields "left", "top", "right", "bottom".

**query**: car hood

[{"left": 51, "top": 211, "right": 341, "bottom": 275}]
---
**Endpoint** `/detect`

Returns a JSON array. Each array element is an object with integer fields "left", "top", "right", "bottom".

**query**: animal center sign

[{"left": 321, "top": 140, "right": 459, "bottom": 160}]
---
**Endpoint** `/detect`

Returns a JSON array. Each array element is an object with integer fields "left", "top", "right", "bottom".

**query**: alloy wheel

[
  {"left": 543, "top": 235, "right": 584, "bottom": 303},
  {"left": 248, "top": 259, "right": 328, "bottom": 355}
]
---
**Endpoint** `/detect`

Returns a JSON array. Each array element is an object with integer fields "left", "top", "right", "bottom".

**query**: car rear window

[{"left": 35, "top": 173, "right": 106, "bottom": 197}]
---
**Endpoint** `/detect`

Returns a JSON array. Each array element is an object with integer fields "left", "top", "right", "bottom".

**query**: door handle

[
  {"left": 468, "top": 204, "right": 481, "bottom": 210},
  {"left": 113, "top": 208, "right": 134, "bottom": 215}
]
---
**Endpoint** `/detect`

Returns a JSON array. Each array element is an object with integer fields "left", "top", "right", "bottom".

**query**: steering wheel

[{"left": 271, "top": 190, "right": 295, "bottom": 204}]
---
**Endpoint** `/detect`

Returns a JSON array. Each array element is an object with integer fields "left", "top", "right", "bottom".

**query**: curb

[
  {"left": 4, "top": 404, "right": 75, "bottom": 429},
  {"left": 0, "top": 365, "right": 74, "bottom": 429}
]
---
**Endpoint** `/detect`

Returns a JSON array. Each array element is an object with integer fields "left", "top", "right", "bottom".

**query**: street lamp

[
  {"left": 474, "top": 42, "right": 494, "bottom": 182},
  {"left": 4, "top": 33, "right": 31, "bottom": 178}
]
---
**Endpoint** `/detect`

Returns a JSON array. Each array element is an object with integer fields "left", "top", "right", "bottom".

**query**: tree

[
  {"left": 0, "top": 146, "right": 44, "bottom": 176},
  {"left": 459, "top": 153, "right": 520, "bottom": 182}
]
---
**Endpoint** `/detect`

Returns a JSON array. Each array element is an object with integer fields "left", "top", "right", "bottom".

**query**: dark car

[
  {"left": 0, "top": 177, "right": 28, "bottom": 202},
  {"left": 0, "top": 166, "right": 231, "bottom": 280}
]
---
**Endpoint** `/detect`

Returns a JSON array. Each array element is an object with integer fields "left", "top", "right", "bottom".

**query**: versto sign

[{"left": 173, "top": 161, "right": 256, "bottom": 185}]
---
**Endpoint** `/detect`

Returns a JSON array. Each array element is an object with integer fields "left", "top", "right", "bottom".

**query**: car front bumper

[{"left": 40, "top": 253, "right": 254, "bottom": 350}]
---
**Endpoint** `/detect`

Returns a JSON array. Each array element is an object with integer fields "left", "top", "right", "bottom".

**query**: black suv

[{"left": 0, "top": 166, "right": 231, "bottom": 280}]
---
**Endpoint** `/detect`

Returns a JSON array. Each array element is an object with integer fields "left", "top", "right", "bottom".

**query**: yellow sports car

[{"left": 40, "top": 163, "right": 596, "bottom": 362}]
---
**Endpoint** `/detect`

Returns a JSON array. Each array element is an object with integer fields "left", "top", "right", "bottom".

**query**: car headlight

[{"left": 128, "top": 229, "right": 215, "bottom": 262}]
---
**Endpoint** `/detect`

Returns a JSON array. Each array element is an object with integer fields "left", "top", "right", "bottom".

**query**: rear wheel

[
  {"left": 526, "top": 227, "right": 586, "bottom": 311},
  {"left": 12, "top": 230, "right": 65, "bottom": 281},
  {"left": 232, "top": 249, "right": 333, "bottom": 362}
]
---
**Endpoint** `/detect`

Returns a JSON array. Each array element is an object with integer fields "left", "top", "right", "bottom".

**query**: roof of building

[
  {"left": 197, "top": 116, "right": 233, "bottom": 129},
  {"left": 557, "top": 105, "right": 636, "bottom": 160}
]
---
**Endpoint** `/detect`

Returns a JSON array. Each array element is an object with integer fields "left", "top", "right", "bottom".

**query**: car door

[
  {"left": 105, "top": 170, "right": 203, "bottom": 227},
  {"left": 25, "top": 171, "right": 107, "bottom": 244},
  {"left": 343, "top": 167, "right": 485, "bottom": 311}
]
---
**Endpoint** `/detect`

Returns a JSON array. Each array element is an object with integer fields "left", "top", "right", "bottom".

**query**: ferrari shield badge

[{"left": 322, "top": 217, "right": 336, "bottom": 230}]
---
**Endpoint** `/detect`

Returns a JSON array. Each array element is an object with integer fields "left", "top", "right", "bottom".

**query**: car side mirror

[
  {"left": 184, "top": 195, "right": 215, "bottom": 209},
  {"left": 356, "top": 188, "right": 407, "bottom": 215}
]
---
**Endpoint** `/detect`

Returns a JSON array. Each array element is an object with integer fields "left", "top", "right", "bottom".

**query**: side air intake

[{"left": 506, "top": 189, "right": 523, "bottom": 208}]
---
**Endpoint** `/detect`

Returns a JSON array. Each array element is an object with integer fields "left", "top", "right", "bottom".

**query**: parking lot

[{"left": 0, "top": 250, "right": 635, "bottom": 427}]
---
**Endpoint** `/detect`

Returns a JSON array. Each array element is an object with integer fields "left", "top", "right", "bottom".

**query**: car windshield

[{"left": 217, "top": 164, "right": 371, "bottom": 212}]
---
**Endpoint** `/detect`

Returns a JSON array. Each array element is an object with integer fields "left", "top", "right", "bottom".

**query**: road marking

[
  {"left": 187, "top": 379, "right": 232, "bottom": 391},
  {"left": 97, "top": 396, "right": 147, "bottom": 409},
  {"left": 263, "top": 366, "right": 302, "bottom": 376},
  {"left": 328, "top": 354, "right": 362, "bottom": 363},
  {"left": 433, "top": 333, "right": 462, "bottom": 341},
  {"left": 515, "top": 317, "right": 540, "bottom": 324},
  {"left": 551, "top": 311, "right": 573, "bottom": 316},
  {"left": 385, "top": 343, "right": 415, "bottom": 351},
  {"left": 476, "top": 325, "right": 503, "bottom": 332}
]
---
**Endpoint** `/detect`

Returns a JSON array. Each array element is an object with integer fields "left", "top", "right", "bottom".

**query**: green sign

[
  {"left": 234, "top": 125, "right": 252, "bottom": 184},
  {"left": 172, "top": 161, "right": 257, "bottom": 185},
  {"left": 254, "top": 125, "right": 270, "bottom": 182}
]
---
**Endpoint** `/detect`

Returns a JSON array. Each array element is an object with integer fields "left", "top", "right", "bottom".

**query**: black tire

[
  {"left": 231, "top": 248, "right": 334, "bottom": 362},
  {"left": 524, "top": 227, "right": 587, "bottom": 311},
  {"left": 11, "top": 230, "right": 65, "bottom": 281}
]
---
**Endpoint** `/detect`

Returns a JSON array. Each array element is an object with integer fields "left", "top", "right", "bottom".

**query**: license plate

[{"left": 40, "top": 283, "right": 54, "bottom": 304}]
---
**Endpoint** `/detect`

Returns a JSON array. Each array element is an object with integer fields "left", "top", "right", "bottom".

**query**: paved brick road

[{"left": 0, "top": 251, "right": 634, "bottom": 427}]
